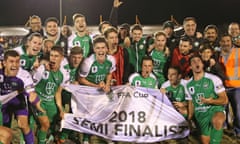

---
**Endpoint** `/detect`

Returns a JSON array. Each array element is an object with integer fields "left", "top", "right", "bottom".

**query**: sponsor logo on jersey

[
  {"left": 139, "top": 44, "right": 144, "bottom": 49},
  {"left": 11, "top": 82, "right": 17, "bottom": 86},
  {"left": 203, "top": 83, "right": 208, "bottom": 88},
  {"left": 92, "top": 66, "right": 98, "bottom": 73}
]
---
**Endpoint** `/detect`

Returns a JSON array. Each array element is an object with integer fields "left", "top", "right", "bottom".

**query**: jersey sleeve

[
  {"left": 128, "top": 73, "right": 140, "bottom": 86},
  {"left": 184, "top": 79, "right": 193, "bottom": 100},
  {"left": 79, "top": 56, "right": 92, "bottom": 78},
  {"left": 32, "top": 64, "right": 45, "bottom": 85},
  {"left": 161, "top": 81, "right": 170, "bottom": 89},
  {"left": 17, "top": 68, "right": 35, "bottom": 93},
  {"left": 181, "top": 79, "right": 192, "bottom": 100},
  {"left": 212, "top": 75, "right": 225, "bottom": 94}
]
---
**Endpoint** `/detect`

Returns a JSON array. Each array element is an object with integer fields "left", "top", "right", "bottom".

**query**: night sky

[{"left": 1, "top": 0, "right": 240, "bottom": 29}]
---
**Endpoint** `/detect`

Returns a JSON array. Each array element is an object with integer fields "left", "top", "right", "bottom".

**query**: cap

[
  {"left": 119, "top": 23, "right": 130, "bottom": 31},
  {"left": 162, "top": 21, "right": 174, "bottom": 29}
]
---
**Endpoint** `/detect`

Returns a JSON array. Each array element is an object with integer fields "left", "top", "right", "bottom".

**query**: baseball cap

[{"left": 119, "top": 23, "right": 130, "bottom": 31}]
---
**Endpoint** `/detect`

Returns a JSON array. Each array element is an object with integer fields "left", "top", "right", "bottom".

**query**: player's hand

[
  {"left": 99, "top": 81, "right": 106, "bottom": 89},
  {"left": 103, "top": 85, "right": 111, "bottom": 93},
  {"left": 32, "top": 58, "right": 40, "bottom": 70},
  {"left": 123, "top": 37, "right": 131, "bottom": 48},
  {"left": 113, "top": 0, "right": 123, "bottom": 8},
  {"left": 173, "top": 101, "right": 185, "bottom": 108},
  {"left": 200, "top": 97, "right": 213, "bottom": 104}
]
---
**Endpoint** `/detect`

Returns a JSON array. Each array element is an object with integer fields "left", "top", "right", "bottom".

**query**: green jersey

[
  {"left": 127, "top": 38, "right": 147, "bottom": 72},
  {"left": 14, "top": 45, "right": 38, "bottom": 71},
  {"left": 129, "top": 72, "right": 158, "bottom": 88},
  {"left": 161, "top": 79, "right": 191, "bottom": 102},
  {"left": 33, "top": 65, "right": 66, "bottom": 102},
  {"left": 79, "top": 54, "right": 116, "bottom": 84},
  {"left": 150, "top": 49, "right": 168, "bottom": 85},
  {"left": 68, "top": 33, "right": 92, "bottom": 57},
  {"left": 186, "top": 73, "right": 225, "bottom": 117}
]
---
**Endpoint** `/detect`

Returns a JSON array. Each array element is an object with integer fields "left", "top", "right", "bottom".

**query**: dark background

[{"left": 1, "top": 0, "right": 240, "bottom": 29}]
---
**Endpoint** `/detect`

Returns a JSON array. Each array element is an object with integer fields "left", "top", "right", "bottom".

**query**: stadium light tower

[{"left": 59, "top": 0, "right": 63, "bottom": 26}]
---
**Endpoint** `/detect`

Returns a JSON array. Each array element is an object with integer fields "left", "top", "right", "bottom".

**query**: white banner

[{"left": 61, "top": 85, "right": 189, "bottom": 143}]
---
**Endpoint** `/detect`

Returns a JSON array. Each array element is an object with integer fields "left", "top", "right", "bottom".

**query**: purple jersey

[{"left": 0, "top": 69, "right": 28, "bottom": 124}]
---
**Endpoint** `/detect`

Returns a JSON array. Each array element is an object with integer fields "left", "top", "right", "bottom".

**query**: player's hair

[
  {"left": 72, "top": 13, "right": 85, "bottom": 22},
  {"left": 4, "top": 50, "right": 20, "bottom": 60},
  {"left": 183, "top": 17, "right": 197, "bottom": 25},
  {"left": 27, "top": 32, "right": 43, "bottom": 41},
  {"left": 141, "top": 56, "right": 153, "bottom": 66},
  {"left": 44, "top": 17, "right": 59, "bottom": 26},
  {"left": 51, "top": 46, "right": 64, "bottom": 56},
  {"left": 70, "top": 46, "right": 83, "bottom": 55},
  {"left": 103, "top": 26, "right": 118, "bottom": 38},
  {"left": 131, "top": 24, "right": 143, "bottom": 32},
  {"left": 93, "top": 36, "right": 108, "bottom": 48},
  {"left": 99, "top": 21, "right": 111, "bottom": 33},
  {"left": 168, "top": 66, "right": 182, "bottom": 75}
]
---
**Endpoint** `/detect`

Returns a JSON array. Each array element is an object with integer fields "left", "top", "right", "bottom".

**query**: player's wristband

[{"left": 31, "top": 96, "right": 40, "bottom": 106}]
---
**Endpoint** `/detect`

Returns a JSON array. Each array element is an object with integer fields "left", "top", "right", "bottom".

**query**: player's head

[
  {"left": 69, "top": 46, "right": 83, "bottom": 68},
  {"left": 93, "top": 36, "right": 108, "bottom": 63},
  {"left": 3, "top": 50, "right": 20, "bottom": 76},
  {"left": 73, "top": 13, "right": 87, "bottom": 33},
  {"left": 167, "top": 66, "right": 182, "bottom": 86},
  {"left": 141, "top": 56, "right": 153, "bottom": 78},
  {"left": 189, "top": 54, "right": 204, "bottom": 74},
  {"left": 131, "top": 24, "right": 143, "bottom": 42},
  {"left": 26, "top": 32, "right": 43, "bottom": 56},
  {"left": 49, "top": 46, "right": 64, "bottom": 71}
]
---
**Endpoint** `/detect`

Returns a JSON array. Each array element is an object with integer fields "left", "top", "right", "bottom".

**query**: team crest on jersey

[
  {"left": 11, "top": 82, "right": 17, "bottom": 86},
  {"left": 139, "top": 44, "right": 144, "bottom": 49},
  {"left": 92, "top": 66, "right": 98, "bottom": 73},
  {"left": 0, "top": 74, "right": 4, "bottom": 82},
  {"left": 135, "top": 80, "right": 141, "bottom": 86},
  {"left": 203, "top": 82, "right": 209, "bottom": 88},
  {"left": 43, "top": 71, "right": 49, "bottom": 79},
  {"left": 189, "top": 87, "right": 195, "bottom": 94},
  {"left": 20, "top": 59, "right": 26, "bottom": 66}
]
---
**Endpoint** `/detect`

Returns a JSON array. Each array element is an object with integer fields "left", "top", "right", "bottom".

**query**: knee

[
  {"left": 40, "top": 119, "right": 50, "bottom": 131},
  {"left": 212, "top": 117, "right": 225, "bottom": 130}
]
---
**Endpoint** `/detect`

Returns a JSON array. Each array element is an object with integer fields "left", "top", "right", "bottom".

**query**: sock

[
  {"left": 210, "top": 127, "right": 223, "bottom": 144},
  {"left": 24, "top": 130, "right": 34, "bottom": 144},
  {"left": 38, "top": 129, "right": 47, "bottom": 144}
]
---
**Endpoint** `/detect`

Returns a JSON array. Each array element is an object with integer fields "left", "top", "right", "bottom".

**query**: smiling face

[
  {"left": 45, "top": 21, "right": 59, "bottom": 37},
  {"left": 94, "top": 42, "right": 108, "bottom": 63},
  {"left": 27, "top": 35, "right": 43, "bottom": 56},
  {"left": 183, "top": 19, "right": 197, "bottom": 37}
]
